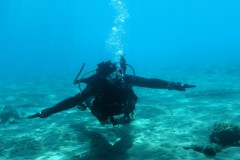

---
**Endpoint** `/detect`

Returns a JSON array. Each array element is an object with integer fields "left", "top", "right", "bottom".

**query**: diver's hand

[
  {"left": 27, "top": 111, "right": 48, "bottom": 119},
  {"left": 27, "top": 112, "right": 41, "bottom": 119},
  {"left": 167, "top": 82, "right": 196, "bottom": 91}
]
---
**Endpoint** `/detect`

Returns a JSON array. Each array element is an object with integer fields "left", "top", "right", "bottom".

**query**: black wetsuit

[{"left": 40, "top": 74, "right": 171, "bottom": 122}]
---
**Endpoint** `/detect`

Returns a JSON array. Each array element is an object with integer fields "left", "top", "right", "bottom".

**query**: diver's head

[{"left": 97, "top": 60, "right": 117, "bottom": 77}]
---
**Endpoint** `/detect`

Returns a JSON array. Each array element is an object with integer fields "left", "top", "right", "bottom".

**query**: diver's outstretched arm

[
  {"left": 126, "top": 75, "right": 196, "bottom": 91},
  {"left": 28, "top": 87, "right": 92, "bottom": 119}
]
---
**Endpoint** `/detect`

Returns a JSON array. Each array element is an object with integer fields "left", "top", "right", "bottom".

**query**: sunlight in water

[{"left": 106, "top": 0, "right": 129, "bottom": 65}]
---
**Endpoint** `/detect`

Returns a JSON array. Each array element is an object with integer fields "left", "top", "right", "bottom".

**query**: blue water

[
  {"left": 1, "top": 0, "right": 240, "bottom": 78},
  {"left": 1, "top": 1, "right": 240, "bottom": 159}
]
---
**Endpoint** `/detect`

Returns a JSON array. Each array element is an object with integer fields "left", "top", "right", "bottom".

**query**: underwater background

[
  {"left": 1, "top": 0, "right": 240, "bottom": 78},
  {"left": 1, "top": 0, "right": 240, "bottom": 160}
]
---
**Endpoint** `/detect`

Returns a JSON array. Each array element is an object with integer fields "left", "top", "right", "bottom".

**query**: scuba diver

[{"left": 28, "top": 57, "right": 196, "bottom": 126}]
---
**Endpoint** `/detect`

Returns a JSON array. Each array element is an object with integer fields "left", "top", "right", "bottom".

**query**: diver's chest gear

[
  {"left": 90, "top": 97, "right": 137, "bottom": 126},
  {"left": 89, "top": 82, "right": 138, "bottom": 126}
]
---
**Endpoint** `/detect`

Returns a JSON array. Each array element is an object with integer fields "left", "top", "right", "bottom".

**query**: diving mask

[{"left": 107, "top": 70, "right": 124, "bottom": 81}]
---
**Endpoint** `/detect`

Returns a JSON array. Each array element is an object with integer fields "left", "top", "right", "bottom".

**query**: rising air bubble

[{"left": 106, "top": 0, "right": 129, "bottom": 65}]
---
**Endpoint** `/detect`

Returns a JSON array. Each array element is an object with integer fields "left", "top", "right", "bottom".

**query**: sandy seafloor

[{"left": 1, "top": 65, "right": 240, "bottom": 160}]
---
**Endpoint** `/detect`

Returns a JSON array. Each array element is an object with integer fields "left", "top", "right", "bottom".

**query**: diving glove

[
  {"left": 167, "top": 82, "right": 196, "bottom": 91},
  {"left": 27, "top": 111, "right": 49, "bottom": 119}
]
